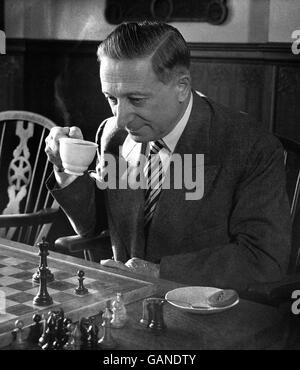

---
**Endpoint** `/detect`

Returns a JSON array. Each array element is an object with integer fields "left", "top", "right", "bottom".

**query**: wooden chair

[
  {"left": 0, "top": 110, "right": 60, "bottom": 246},
  {"left": 242, "top": 135, "right": 300, "bottom": 304}
]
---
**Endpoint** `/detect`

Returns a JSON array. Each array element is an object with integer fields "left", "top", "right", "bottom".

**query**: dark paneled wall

[
  {"left": 189, "top": 44, "right": 300, "bottom": 139},
  {"left": 0, "top": 43, "right": 24, "bottom": 111},
  {"left": 1, "top": 40, "right": 300, "bottom": 142}
]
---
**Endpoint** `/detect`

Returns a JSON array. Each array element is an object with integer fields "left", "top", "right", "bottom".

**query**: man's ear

[{"left": 176, "top": 72, "right": 191, "bottom": 102}]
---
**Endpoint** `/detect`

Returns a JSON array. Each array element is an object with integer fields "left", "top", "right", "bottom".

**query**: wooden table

[{"left": 0, "top": 238, "right": 293, "bottom": 350}]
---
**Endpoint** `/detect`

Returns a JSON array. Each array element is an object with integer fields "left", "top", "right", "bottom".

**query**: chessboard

[{"left": 0, "top": 237, "right": 156, "bottom": 348}]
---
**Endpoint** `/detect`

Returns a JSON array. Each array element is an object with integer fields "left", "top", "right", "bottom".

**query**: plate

[{"left": 165, "top": 286, "right": 239, "bottom": 314}]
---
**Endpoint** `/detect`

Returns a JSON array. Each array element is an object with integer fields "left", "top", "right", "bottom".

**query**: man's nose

[{"left": 114, "top": 101, "right": 133, "bottom": 129}]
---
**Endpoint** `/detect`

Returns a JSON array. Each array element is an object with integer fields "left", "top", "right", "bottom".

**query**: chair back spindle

[{"left": 0, "top": 111, "right": 59, "bottom": 245}]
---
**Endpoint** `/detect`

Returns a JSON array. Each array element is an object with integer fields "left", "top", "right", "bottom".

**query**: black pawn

[{"left": 75, "top": 270, "right": 88, "bottom": 295}]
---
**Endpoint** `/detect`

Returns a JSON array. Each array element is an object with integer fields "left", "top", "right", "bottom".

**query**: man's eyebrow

[{"left": 103, "top": 91, "right": 152, "bottom": 97}]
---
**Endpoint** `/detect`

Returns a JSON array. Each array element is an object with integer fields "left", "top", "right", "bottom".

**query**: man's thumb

[{"left": 69, "top": 126, "right": 83, "bottom": 139}]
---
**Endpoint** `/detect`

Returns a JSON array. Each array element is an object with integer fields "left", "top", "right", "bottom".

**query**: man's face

[{"left": 100, "top": 56, "right": 189, "bottom": 142}]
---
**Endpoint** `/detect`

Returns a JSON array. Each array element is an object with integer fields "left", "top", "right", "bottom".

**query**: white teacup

[{"left": 59, "top": 137, "right": 98, "bottom": 176}]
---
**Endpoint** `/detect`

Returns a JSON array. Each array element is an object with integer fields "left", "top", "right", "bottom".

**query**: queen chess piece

[{"left": 32, "top": 238, "right": 54, "bottom": 284}]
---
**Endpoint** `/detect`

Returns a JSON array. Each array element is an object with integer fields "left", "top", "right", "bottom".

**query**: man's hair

[{"left": 97, "top": 21, "right": 190, "bottom": 83}]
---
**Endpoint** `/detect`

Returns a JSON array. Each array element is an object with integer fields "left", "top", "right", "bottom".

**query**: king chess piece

[{"left": 32, "top": 238, "right": 54, "bottom": 284}]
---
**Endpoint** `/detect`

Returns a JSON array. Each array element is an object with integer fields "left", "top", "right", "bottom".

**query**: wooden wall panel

[
  {"left": 190, "top": 61, "right": 273, "bottom": 131},
  {"left": 21, "top": 42, "right": 111, "bottom": 142},
  {"left": 2, "top": 40, "right": 300, "bottom": 142},
  {"left": 274, "top": 66, "right": 300, "bottom": 140},
  {"left": 0, "top": 55, "right": 23, "bottom": 110}
]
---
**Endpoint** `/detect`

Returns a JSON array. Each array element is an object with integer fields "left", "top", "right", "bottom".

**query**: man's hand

[
  {"left": 125, "top": 257, "right": 160, "bottom": 278},
  {"left": 100, "top": 257, "right": 160, "bottom": 279},
  {"left": 100, "top": 259, "right": 131, "bottom": 272},
  {"left": 45, "top": 126, "right": 83, "bottom": 171}
]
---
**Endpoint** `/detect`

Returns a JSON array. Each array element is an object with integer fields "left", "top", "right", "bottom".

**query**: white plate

[{"left": 165, "top": 286, "right": 239, "bottom": 314}]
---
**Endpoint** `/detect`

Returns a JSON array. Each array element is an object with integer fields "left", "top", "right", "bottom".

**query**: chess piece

[
  {"left": 111, "top": 292, "right": 127, "bottom": 328},
  {"left": 139, "top": 298, "right": 149, "bottom": 326},
  {"left": 33, "top": 255, "right": 53, "bottom": 306},
  {"left": 63, "top": 323, "right": 76, "bottom": 350},
  {"left": 74, "top": 270, "right": 89, "bottom": 295},
  {"left": 86, "top": 324, "right": 99, "bottom": 350},
  {"left": 38, "top": 314, "right": 47, "bottom": 347},
  {"left": 73, "top": 323, "right": 82, "bottom": 350},
  {"left": 53, "top": 309, "right": 66, "bottom": 349},
  {"left": 146, "top": 297, "right": 167, "bottom": 332},
  {"left": 32, "top": 238, "right": 54, "bottom": 283},
  {"left": 11, "top": 320, "right": 27, "bottom": 349},
  {"left": 41, "top": 313, "right": 56, "bottom": 350},
  {"left": 98, "top": 302, "right": 117, "bottom": 349},
  {"left": 79, "top": 316, "right": 91, "bottom": 348},
  {"left": 27, "top": 313, "right": 43, "bottom": 345}
]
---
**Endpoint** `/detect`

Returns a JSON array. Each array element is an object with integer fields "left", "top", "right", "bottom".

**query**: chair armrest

[
  {"left": 0, "top": 208, "right": 60, "bottom": 227},
  {"left": 242, "top": 273, "right": 300, "bottom": 306},
  {"left": 55, "top": 230, "right": 112, "bottom": 260}
]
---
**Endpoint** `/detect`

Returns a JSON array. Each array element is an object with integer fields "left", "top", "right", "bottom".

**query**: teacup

[{"left": 59, "top": 137, "right": 98, "bottom": 176}]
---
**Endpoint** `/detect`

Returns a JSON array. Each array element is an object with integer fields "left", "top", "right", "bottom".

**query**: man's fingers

[
  {"left": 100, "top": 259, "right": 131, "bottom": 272},
  {"left": 69, "top": 126, "right": 83, "bottom": 139},
  {"left": 44, "top": 126, "right": 83, "bottom": 168}
]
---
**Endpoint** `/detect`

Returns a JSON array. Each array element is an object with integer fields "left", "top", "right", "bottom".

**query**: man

[{"left": 45, "top": 21, "right": 291, "bottom": 293}]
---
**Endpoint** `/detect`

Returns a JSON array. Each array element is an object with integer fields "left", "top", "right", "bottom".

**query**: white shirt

[{"left": 147, "top": 92, "right": 193, "bottom": 175}]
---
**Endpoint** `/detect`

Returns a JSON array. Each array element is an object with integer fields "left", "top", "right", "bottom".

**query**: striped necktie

[{"left": 144, "top": 139, "right": 165, "bottom": 227}]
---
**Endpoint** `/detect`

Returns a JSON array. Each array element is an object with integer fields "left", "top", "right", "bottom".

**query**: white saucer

[{"left": 165, "top": 286, "right": 239, "bottom": 314}]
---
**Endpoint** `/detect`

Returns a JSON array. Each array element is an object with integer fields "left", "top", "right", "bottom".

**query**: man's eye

[
  {"left": 106, "top": 96, "right": 117, "bottom": 104},
  {"left": 129, "top": 98, "right": 145, "bottom": 105}
]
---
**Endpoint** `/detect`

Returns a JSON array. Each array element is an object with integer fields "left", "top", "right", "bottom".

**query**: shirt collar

[
  {"left": 160, "top": 92, "right": 193, "bottom": 153},
  {"left": 122, "top": 92, "right": 193, "bottom": 158}
]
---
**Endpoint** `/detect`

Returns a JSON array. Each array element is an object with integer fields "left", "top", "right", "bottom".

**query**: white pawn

[
  {"left": 12, "top": 320, "right": 26, "bottom": 349},
  {"left": 111, "top": 292, "right": 127, "bottom": 328}
]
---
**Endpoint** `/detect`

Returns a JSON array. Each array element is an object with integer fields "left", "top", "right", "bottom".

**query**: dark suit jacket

[{"left": 48, "top": 91, "right": 292, "bottom": 292}]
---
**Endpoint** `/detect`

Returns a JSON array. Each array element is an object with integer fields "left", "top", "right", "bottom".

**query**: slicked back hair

[{"left": 97, "top": 21, "right": 190, "bottom": 84}]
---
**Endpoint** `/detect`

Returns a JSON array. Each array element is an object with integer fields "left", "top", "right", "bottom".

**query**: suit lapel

[
  {"left": 102, "top": 92, "right": 220, "bottom": 260},
  {"left": 105, "top": 137, "right": 147, "bottom": 260},
  {"left": 147, "top": 92, "right": 220, "bottom": 251}
]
